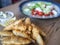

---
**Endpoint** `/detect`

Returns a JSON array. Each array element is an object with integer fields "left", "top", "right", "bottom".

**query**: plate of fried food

[{"left": 0, "top": 18, "right": 46, "bottom": 45}]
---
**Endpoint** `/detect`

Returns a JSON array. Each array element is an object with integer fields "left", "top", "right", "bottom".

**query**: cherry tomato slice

[
  {"left": 37, "top": 12, "right": 44, "bottom": 16},
  {"left": 50, "top": 12, "right": 54, "bottom": 15},
  {"left": 32, "top": 9, "right": 37, "bottom": 15},
  {"left": 44, "top": 12, "right": 54, "bottom": 16},
  {"left": 44, "top": 13, "right": 50, "bottom": 16}
]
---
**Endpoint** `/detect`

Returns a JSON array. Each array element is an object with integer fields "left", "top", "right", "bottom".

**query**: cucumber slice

[
  {"left": 35, "top": 7, "right": 42, "bottom": 12},
  {"left": 46, "top": 3, "right": 52, "bottom": 6},
  {"left": 35, "top": 3, "right": 40, "bottom": 8},
  {"left": 29, "top": 6, "right": 35, "bottom": 10},
  {"left": 23, "top": 8, "right": 31, "bottom": 15},
  {"left": 38, "top": 2, "right": 45, "bottom": 6},
  {"left": 43, "top": 8, "right": 51, "bottom": 14}
]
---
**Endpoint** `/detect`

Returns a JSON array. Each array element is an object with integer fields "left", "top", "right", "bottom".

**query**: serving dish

[
  {"left": 19, "top": 0, "right": 60, "bottom": 19},
  {"left": 0, "top": 11, "right": 16, "bottom": 27}
]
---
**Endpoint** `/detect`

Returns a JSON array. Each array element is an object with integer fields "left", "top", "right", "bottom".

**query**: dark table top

[{"left": 0, "top": 0, "right": 60, "bottom": 45}]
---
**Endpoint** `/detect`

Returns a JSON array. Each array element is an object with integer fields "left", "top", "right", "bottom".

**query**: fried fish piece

[
  {"left": 0, "top": 37, "right": 10, "bottom": 41},
  {"left": 3, "top": 24, "right": 14, "bottom": 31},
  {"left": 23, "top": 24, "right": 32, "bottom": 35},
  {"left": 2, "top": 36, "right": 31, "bottom": 45},
  {"left": 28, "top": 25, "right": 32, "bottom": 32},
  {"left": 14, "top": 23, "right": 27, "bottom": 31},
  {"left": 39, "top": 28, "right": 46, "bottom": 37},
  {"left": 13, "top": 30, "right": 30, "bottom": 38},
  {"left": 13, "top": 18, "right": 25, "bottom": 26},
  {"left": 4, "top": 23, "right": 27, "bottom": 32},
  {"left": 31, "top": 24, "right": 46, "bottom": 37},
  {"left": 12, "top": 30, "right": 34, "bottom": 42},
  {"left": 17, "top": 18, "right": 32, "bottom": 32},
  {"left": 2, "top": 43, "right": 24, "bottom": 45},
  {"left": 3, "top": 18, "right": 25, "bottom": 31},
  {"left": 32, "top": 24, "right": 44, "bottom": 45},
  {"left": 0, "top": 31, "right": 13, "bottom": 36},
  {"left": 3, "top": 18, "right": 30, "bottom": 31},
  {"left": 25, "top": 18, "right": 31, "bottom": 25}
]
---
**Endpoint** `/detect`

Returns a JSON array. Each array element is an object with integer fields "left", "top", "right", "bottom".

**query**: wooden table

[{"left": 0, "top": 0, "right": 60, "bottom": 45}]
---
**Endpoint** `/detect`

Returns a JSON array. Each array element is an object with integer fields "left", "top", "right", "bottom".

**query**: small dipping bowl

[{"left": 0, "top": 11, "right": 15, "bottom": 27}]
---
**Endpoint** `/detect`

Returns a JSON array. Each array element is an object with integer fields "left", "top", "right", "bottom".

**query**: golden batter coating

[
  {"left": 0, "top": 18, "right": 46, "bottom": 45},
  {"left": 2, "top": 36, "right": 31, "bottom": 45},
  {"left": 0, "top": 31, "right": 13, "bottom": 36}
]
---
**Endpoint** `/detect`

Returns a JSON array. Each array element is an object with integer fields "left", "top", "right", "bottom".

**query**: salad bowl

[{"left": 19, "top": 0, "right": 60, "bottom": 19}]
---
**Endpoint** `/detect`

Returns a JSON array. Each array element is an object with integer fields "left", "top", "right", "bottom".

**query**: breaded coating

[
  {"left": 0, "top": 31, "right": 13, "bottom": 36},
  {"left": 25, "top": 18, "right": 31, "bottom": 25},
  {"left": 2, "top": 36, "right": 31, "bottom": 45},
  {"left": 32, "top": 24, "right": 44, "bottom": 45},
  {"left": 13, "top": 30, "right": 30, "bottom": 38},
  {"left": 0, "top": 18, "right": 46, "bottom": 45},
  {"left": 2, "top": 43, "right": 24, "bottom": 45},
  {"left": 3, "top": 18, "right": 25, "bottom": 31},
  {"left": 12, "top": 30, "right": 34, "bottom": 42}
]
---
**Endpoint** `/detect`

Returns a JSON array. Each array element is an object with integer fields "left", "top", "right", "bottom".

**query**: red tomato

[
  {"left": 44, "top": 13, "right": 50, "bottom": 16},
  {"left": 44, "top": 12, "right": 54, "bottom": 16},
  {"left": 32, "top": 9, "right": 37, "bottom": 15},
  {"left": 37, "top": 11, "right": 44, "bottom": 16},
  {"left": 50, "top": 12, "right": 54, "bottom": 15}
]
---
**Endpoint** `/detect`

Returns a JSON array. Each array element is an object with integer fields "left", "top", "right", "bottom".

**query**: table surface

[{"left": 0, "top": 0, "right": 60, "bottom": 45}]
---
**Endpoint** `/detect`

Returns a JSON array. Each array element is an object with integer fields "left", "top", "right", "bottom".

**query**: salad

[{"left": 23, "top": 1, "right": 58, "bottom": 18}]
